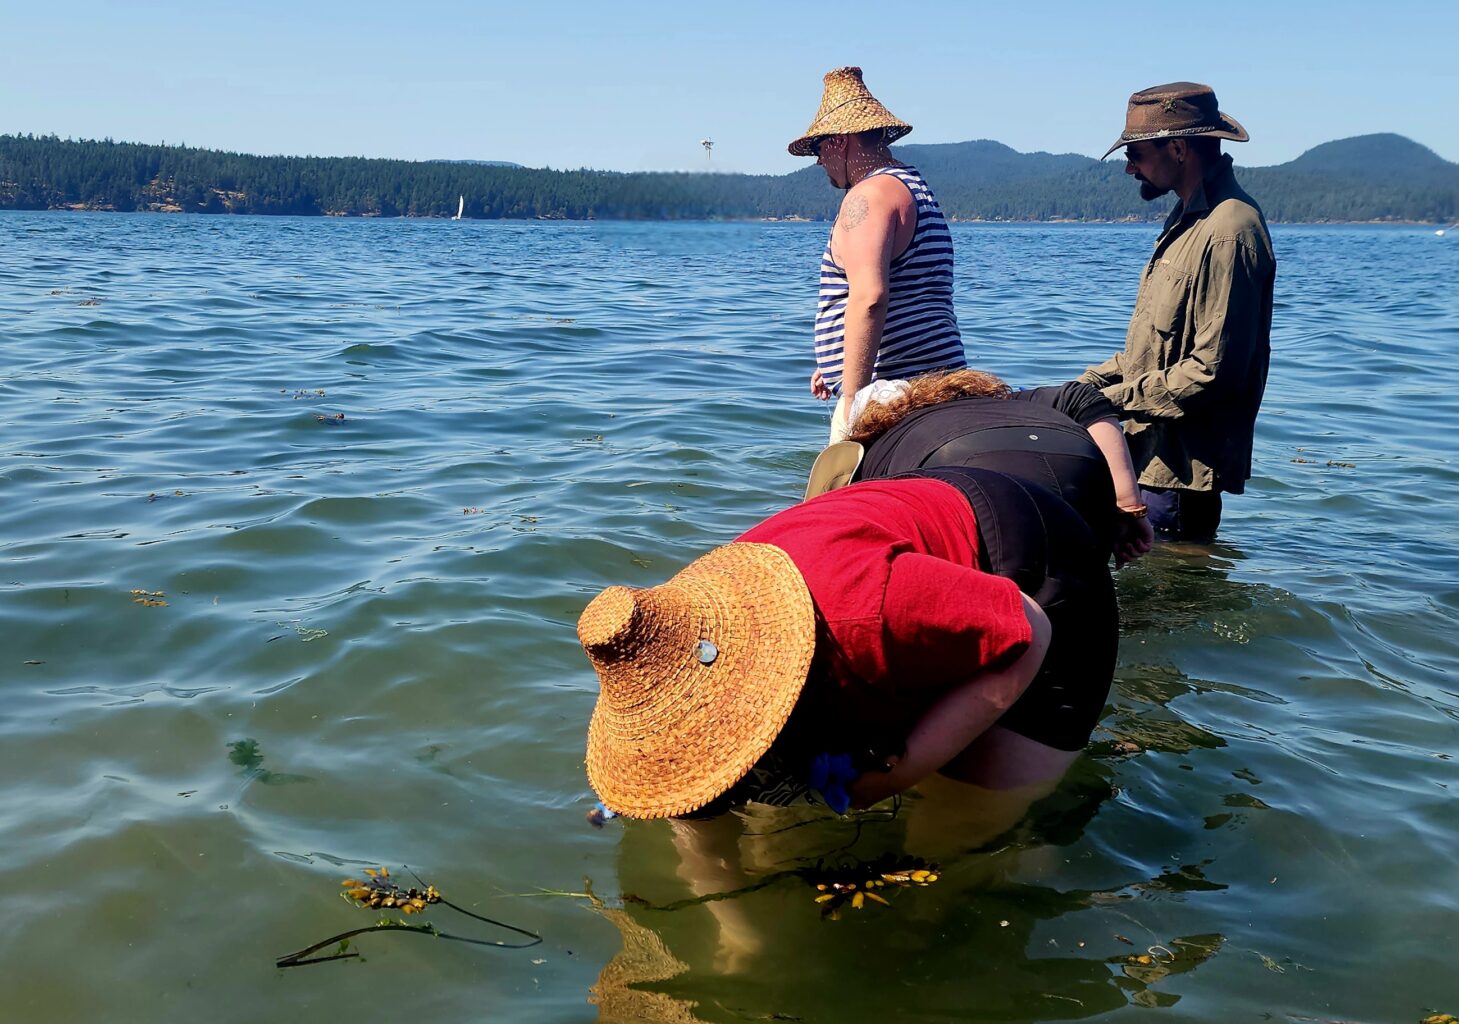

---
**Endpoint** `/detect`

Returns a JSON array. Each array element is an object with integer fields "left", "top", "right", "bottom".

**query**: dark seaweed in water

[
  {"left": 275, "top": 866, "right": 542, "bottom": 969},
  {"left": 226, "top": 739, "right": 311, "bottom": 786}
]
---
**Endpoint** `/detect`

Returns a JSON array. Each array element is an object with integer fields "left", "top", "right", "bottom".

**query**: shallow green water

[{"left": 2, "top": 212, "right": 1457, "bottom": 1022}]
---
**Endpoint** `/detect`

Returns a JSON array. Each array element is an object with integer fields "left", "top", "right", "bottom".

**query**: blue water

[{"left": 2, "top": 211, "right": 1457, "bottom": 1022}]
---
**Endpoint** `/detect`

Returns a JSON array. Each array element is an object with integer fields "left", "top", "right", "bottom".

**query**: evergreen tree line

[{"left": 2, "top": 134, "right": 1455, "bottom": 223}]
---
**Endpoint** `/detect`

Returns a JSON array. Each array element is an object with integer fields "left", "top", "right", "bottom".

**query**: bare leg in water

[{"left": 905, "top": 725, "right": 1079, "bottom": 859}]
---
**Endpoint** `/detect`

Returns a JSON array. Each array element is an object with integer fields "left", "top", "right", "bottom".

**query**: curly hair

[{"left": 846, "top": 369, "right": 1012, "bottom": 445}]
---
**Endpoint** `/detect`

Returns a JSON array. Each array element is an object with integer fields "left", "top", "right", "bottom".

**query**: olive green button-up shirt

[{"left": 1079, "top": 155, "right": 1275, "bottom": 493}]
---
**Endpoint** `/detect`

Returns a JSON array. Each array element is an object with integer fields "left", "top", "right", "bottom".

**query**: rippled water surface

[{"left": 3, "top": 212, "right": 1457, "bottom": 1023}]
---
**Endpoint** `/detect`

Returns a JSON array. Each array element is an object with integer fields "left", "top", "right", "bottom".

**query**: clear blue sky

[{"left": 5, "top": 0, "right": 1456, "bottom": 174}]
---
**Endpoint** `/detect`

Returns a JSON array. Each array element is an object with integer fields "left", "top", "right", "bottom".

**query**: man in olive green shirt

[{"left": 1080, "top": 83, "right": 1275, "bottom": 541}]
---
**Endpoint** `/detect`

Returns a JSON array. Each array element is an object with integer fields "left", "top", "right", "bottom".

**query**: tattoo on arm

[{"left": 838, "top": 195, "right": 869, "bottom": 231}]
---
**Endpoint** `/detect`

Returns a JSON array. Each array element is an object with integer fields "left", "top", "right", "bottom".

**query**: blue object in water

[
  {"left": 807, "top": 753, "right": 859, "bottom": 815},
  {"left": 586, "top": 801, "right": 619, "bottom": 828}
]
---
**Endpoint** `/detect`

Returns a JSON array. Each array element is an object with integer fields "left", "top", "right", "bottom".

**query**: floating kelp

[
  {"left": 566, "top": 848, "right": 936, "bottom": 925},
  {"left": 276, "top": 866, "right": 542, "bottom": 969},
  {"left": 801, "top": 854, "right": 939, "bottom": 920},
  {"left": 269, "top": 620, "right": 327, "bottom": 642},
  {"left": 341, "top": 867, "right": 440, "bottom": 914},
  {"left": 130, "top": 589, "right": 167, "bottom": 607},
  {"left": 608, "top": 853, "right": 940, "bottom": 921},
  {"left": 1288, "top": 455, "right": 1356, "bottom": 469}
]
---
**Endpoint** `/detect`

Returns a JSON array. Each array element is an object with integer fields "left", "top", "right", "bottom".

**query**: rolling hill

[{"left": 1, "top": 132, "right": 1454, "bottom": 222}]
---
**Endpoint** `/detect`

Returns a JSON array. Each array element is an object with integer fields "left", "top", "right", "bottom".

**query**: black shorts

[{"left": 904, "top": 466, "right": 1118, "bottom": 751}]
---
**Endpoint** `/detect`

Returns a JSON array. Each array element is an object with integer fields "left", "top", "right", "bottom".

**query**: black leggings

[{"left": 905, "top": 466, "right": 1118, "bottom": 751}]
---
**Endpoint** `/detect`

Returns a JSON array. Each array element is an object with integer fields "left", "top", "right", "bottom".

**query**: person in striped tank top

[{"left": 788, "top": 67, "right": 966, "bottom": 442}]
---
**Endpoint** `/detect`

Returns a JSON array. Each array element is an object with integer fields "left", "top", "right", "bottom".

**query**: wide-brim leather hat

[
  {"left": 579, "top": 542, "right": 816, "bottom": 819},
  {"left": 1103, "top": 81, "right": 1248, "bottom": 159},
  {"left": 788, "top": 66, "right": 912, "bottom": 157}
]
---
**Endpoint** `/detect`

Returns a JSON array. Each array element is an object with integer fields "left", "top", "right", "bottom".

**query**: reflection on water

[
  {"left": 585, "top": 552, "right": 1336, "bottom": 1020},
  {"left": 594, "top": 802, "right": 1235, "bottom": 1020},
  {"left": 586, "top": 896, "right": 706, "bottom": 1024},
  {"left": 3, "top": 216, "right": 1458, "bottom": 1021}
]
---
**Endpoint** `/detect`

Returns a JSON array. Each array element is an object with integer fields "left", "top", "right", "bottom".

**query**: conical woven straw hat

[
  {"left": 788, "top": 66, "right": 913, "bottom": 157},
  {"left": 580, "top": 542, "right": 816, "bottom": 819}
]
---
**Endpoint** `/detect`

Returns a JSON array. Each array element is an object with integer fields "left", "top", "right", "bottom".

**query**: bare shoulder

[
  {"left": 853, "top": 172, "right": 916, "bottom": 212},
  {"left": 837, "top": 174, "right": 912, "bottom": 232}
]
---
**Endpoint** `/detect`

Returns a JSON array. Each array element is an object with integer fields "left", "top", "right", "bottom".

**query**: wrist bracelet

[{"left": 1118, "top": 504, "right": 1149, "bottom": 519}]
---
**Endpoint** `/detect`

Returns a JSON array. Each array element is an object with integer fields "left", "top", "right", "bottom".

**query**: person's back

[
  {"left": 851, "top": 378, "right": 1133, "bottom": 556},
  {"left": 815, "top": 163, "right": 963, "bottom": 390},
  {"left": 860, "top": 395, "right": 1115, "bottom": 542}
]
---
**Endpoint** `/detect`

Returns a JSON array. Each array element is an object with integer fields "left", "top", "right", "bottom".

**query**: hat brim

[
  {"left": 1101, "top": 112, "right": 1249, "bottom": 159},
  {"left": 585, "top": 543, "right": 816, "bottom": 819},
  {"left": 789, "top": 122, "right": 912, "bottom": 157},
  {"left": 804, "top": 441, "right": 864, "bottom": 500}
]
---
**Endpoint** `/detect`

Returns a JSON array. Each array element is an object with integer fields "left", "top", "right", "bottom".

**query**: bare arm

[
  {"left": 849, "top": 592, "right": 1052, "bottom": 807},
  {"left": 1089, "top": 416, "right": 1154, "bottom": 564},
  {"left": 827, "top": 177, "right": 907, "bottom": 438},
  {"left": 1087, "top": 416, "right": 1142, "bottom": 509}
]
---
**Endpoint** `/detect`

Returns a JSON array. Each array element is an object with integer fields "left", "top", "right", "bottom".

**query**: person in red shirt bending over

[
  {"left": 579, "top": 470, "right": 1117, "bottom": 969},
  {"left": 579, "top": 469, "right": 1115, "bottom": 823}
]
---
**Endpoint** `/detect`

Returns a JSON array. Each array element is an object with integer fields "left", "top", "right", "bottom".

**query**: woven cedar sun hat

[
  {"left": 788, "top": 66, "right": 913, "bottom": 157},
  {"left": 1102, "top": 82, "right": 1249, "bottom": 159},
  {"left": 579, "top": 542, "right": 816, "bottom": 819}
]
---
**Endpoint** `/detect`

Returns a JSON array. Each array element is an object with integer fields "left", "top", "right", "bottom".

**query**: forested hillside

[{"left": 2, "top": 133, "right": 1454, "bottom": 222}]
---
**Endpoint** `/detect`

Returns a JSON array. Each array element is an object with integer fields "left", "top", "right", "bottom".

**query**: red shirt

[{"left": 736, "top": 478, "right": 1031, "bottom": 704}]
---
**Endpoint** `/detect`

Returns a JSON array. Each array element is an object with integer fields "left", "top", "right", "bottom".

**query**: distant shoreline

[
  {"left": 4, "top": 132, "right": 1454, "bottom": 224},
  {"left": 0, "top": 207, "right": 1442, "bottom": 227}
]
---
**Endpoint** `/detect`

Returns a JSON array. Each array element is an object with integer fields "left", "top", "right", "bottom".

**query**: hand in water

[{"left": 1114, "top": 514, "right": 1155, "bottom": 568}]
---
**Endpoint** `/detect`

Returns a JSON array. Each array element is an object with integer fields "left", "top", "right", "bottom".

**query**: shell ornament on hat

[
  {"left": 578, "top": 542, "right": 816, "bottom": 819},
  {"left": 788, "top": 66, "right": 913, "bottom": 157},
  {"left": 1103, "top": 81, "right": 1248, "bottom": 159}
]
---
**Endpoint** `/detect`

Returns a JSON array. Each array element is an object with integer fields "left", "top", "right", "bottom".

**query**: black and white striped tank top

[{"left": 814, "top": 165, "right": 965, "bottom": 394}]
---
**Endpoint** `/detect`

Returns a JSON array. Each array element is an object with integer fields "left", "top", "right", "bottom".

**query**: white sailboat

[{"left": 452, "top": 195, "right": 464, "bottom": 221}]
